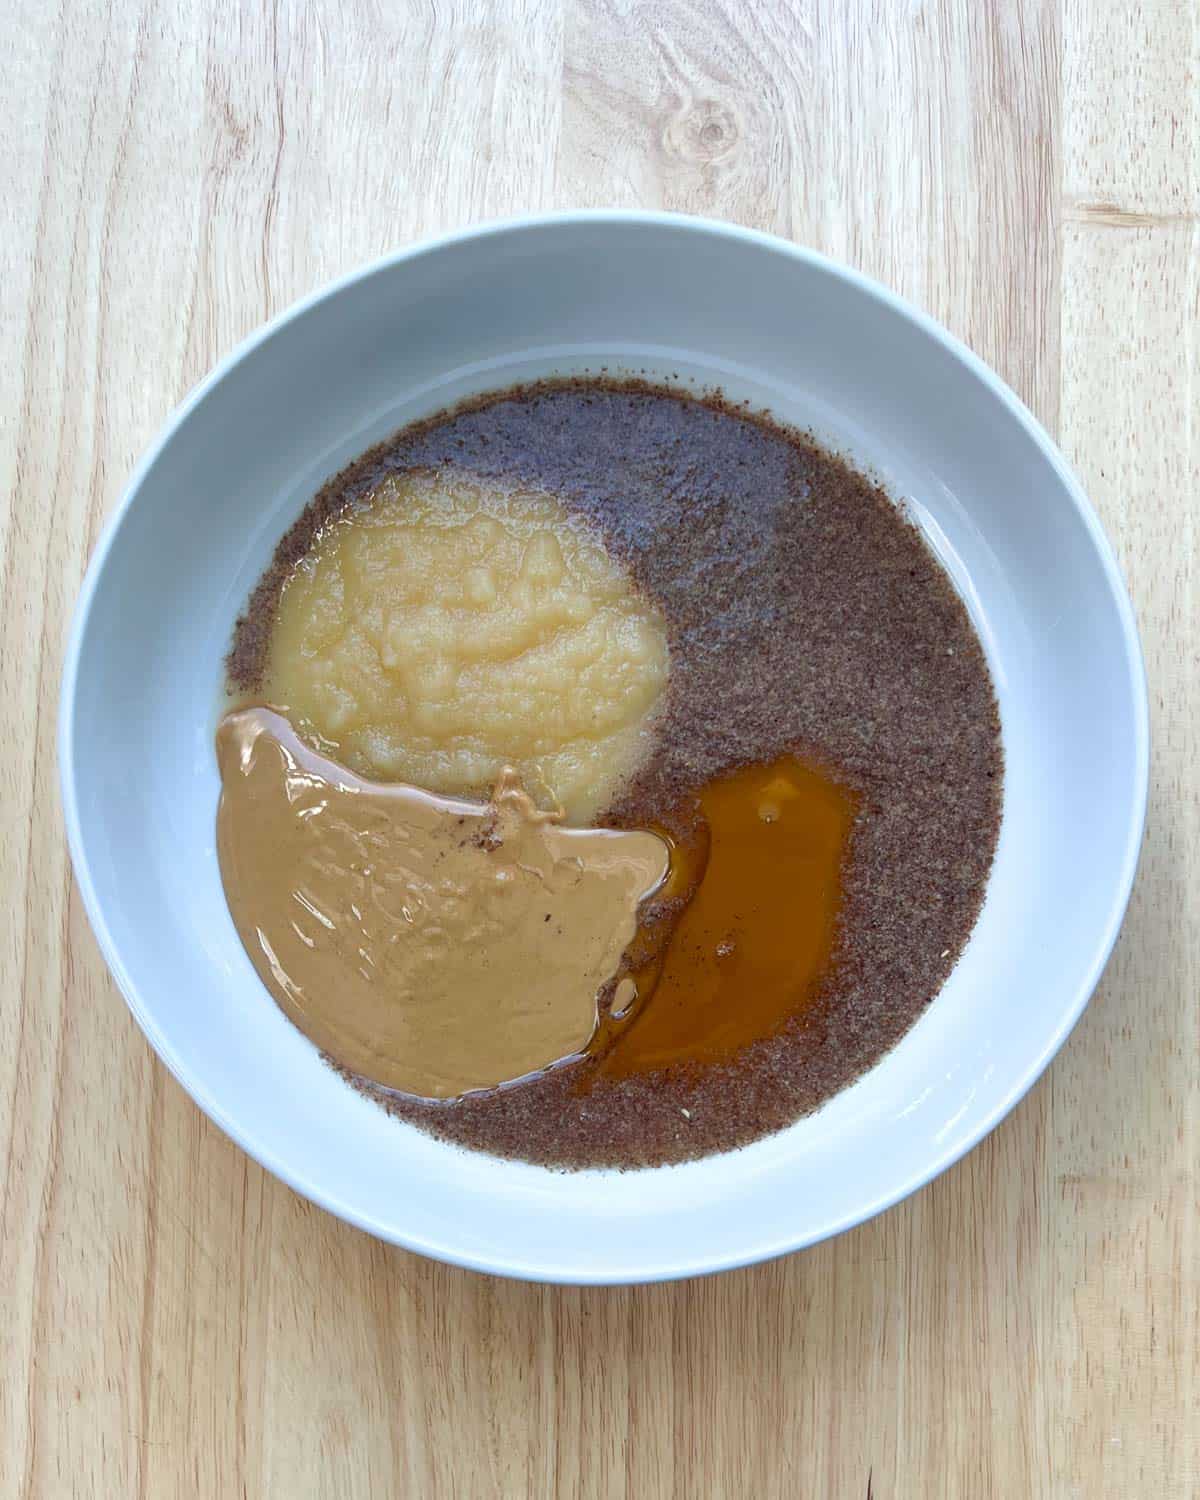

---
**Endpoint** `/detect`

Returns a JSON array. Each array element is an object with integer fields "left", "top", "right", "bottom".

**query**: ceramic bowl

[{"left": 60, "top": 213, "right": 1148, "bottom": 1283}]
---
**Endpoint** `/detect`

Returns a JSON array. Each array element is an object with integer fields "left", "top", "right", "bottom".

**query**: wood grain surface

[{"left": 3, "top": 1, "right": 1197, "bottom": 1494}]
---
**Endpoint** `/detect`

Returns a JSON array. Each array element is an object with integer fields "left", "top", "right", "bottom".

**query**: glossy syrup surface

[{"left": 597, "top": 757, "right": 857, "bottom": 1077}]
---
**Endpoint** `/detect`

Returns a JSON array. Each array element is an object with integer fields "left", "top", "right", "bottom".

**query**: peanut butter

[{"left": 216, "top": 707, "right": 669, "bottom": 1098}]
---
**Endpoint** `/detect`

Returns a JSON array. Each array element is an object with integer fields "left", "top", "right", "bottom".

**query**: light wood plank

[{"left": 1053, "top": 4, "right": 1200, "bottom": 1492}]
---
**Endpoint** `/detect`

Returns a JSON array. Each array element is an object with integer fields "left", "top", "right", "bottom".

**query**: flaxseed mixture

[{"left": 228, "top": 381, "right": 1002, "bottom": 1168}]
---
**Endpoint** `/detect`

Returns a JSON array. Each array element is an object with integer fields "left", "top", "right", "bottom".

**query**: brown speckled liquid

[{"left": 228, "top": 378, "right": 1004, "bottom": 1169}]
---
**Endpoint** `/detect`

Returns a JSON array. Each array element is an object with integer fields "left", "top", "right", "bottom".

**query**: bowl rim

[{"left": 58, "top": 210, "right": 1150, "bottom": 1283}]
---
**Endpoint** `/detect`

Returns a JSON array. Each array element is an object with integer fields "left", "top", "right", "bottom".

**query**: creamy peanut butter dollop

[{"left": 216, "top": 707, "right": 669, "bottom": 1098}]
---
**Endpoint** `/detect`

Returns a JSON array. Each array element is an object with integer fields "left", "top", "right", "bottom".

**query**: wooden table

[{"left": 4, "top": 2, "right": 1196, "bottom": 1493}]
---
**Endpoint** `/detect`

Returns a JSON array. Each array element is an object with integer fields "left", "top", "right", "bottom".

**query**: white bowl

[{"left": 60, "top": 213, "right": 1148, "bottom": 1284}]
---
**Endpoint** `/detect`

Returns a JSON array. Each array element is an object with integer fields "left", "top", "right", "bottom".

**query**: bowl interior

[{"left": 62, "top": 217, "right": 1146, "bottom": 1282}]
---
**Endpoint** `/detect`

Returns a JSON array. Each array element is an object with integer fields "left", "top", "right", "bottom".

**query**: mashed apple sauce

[{"left": 262, "top": 470, "right": 668, "bottom": 822}]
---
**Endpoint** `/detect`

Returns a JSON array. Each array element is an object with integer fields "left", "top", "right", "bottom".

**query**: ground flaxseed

[{"left": 228, "top": 380, "right": 1003, "bottom": 1169}]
